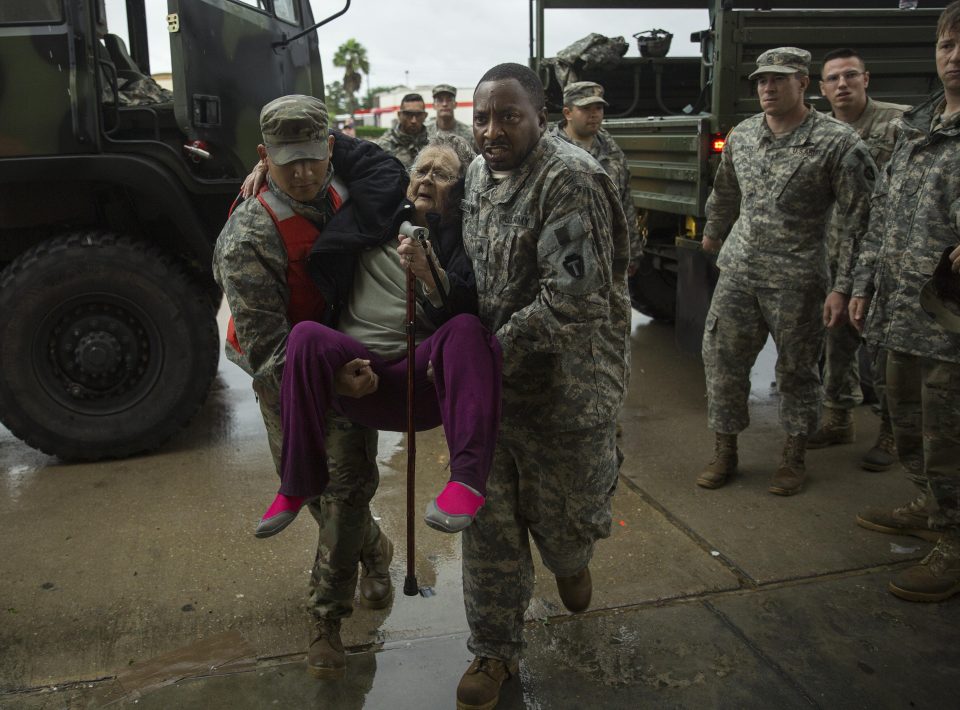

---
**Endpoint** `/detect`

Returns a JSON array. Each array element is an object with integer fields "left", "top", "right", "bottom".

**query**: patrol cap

[
  {"left": 919, "top": 246, "right": 960, "bottom": 333},
  {"left": 432, "top": 84, "right": 457, "bottom": 98},
  {"left": 260, "top": 94, "right": 330, "bottom": 165},
  {"left": 749, "top": 47, "right": 812, "bottom": 80},
  {"left": 563, "top": 81, "right": 609, "bottom": 107}
]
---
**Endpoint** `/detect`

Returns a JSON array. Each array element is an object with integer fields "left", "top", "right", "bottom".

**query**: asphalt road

[{"left": 2, "top": 309, "right": 958, "bottom": 709}]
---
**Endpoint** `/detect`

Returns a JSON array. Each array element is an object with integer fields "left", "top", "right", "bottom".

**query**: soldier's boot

[
  {"left": 860, "top": 416, "right": 898, "bottom": 472},
  {"left": 555, "top": 566, "right": 592, "bottom": 613},
  {"left": 769, "top": 435, "right": 807, "bottom": 496},
  {"left": 358, "top": 530, "right": 394, "bottom": 609},
  {"left": 856, "top": 493, "right": 942, "bottom": 542},
  {"left": 696, "top": 433, "right": 738, "bottom": 489},
  {"left": 307, "top": 619, "right": 346, "bottom": 679},
  {"left": 806, "top": 408, "right": 855, "bottom": 449},
  {"left": 889, "top": 532, "right": 960, "bottom": 602},
  {"left": 456, "top": 656, "right": 519, "bottom": 710}
]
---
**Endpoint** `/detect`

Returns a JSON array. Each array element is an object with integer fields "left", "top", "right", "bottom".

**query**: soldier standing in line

[
  {"left": 375, "top": 92, "right": 429, "bottom": 167},
  {"left": 850, "top": 0, "right": 960, "bottom": 602},
  {"left": 698, "top": 47, "right": 877, "bottom": 496},
  {"left": 549, "top": 81, "right": 641, "bottom": 272},
  {"left": 214, "top": 96, "right": 405, "bottom": 679},
  {"left": 426, "top": 83, "right": 477, "bottom": 151},
  {"left": 807, "top": 47, "right": 909, "bottom": 473},
  {"left": 455, "top": 63, "right": 631, "bottom": 710}
]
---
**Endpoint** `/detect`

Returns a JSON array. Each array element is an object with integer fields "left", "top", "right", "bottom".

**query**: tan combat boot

[
  {"left": 889, "top": 533, "right": 960, "bottom": 602},
  {"left": 696, "top": 433, "right": 738, "bottom": 489},
  {"left": 456, "top": 656, "right": 519, "bottom": 710},
  {"left": 860, "top": 416, "right": 897, "bottom": 472},
  {"left": 806, "top": 407, "right": 855, "bottom": 449},
  {"left": 307, "top": 619, "right": 346, "bottom": 679},
  {"left": 359, "top": 531, "right": 394, "bottom": 609},
  {"left": 556, "top": 567, "right": 592, "bottom": 613},
  {"left": 856, "top": 493, "right": 942, "bottom": 542},
  {"left": 769, "top": 434, "right": 807, "bottom": 496}
]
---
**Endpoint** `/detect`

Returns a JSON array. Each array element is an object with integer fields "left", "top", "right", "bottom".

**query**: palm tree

[{"left": 333, "top": 39, "right": 369, "bottom": 113}]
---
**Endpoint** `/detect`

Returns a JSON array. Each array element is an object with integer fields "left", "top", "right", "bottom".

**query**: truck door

[
  {"left": 167, "top": 0, "right": 324, "bottom": 175},
  {"left": 0, "top": 0, "right": 98, "bottom": 157}
]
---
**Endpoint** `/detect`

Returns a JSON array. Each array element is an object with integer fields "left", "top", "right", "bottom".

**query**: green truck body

[
  {"left": 531, "top": 0, "right": 948, "bottom": 353},
  {"left": 0, "top": 0, "right": 331, "bottom": 459}
]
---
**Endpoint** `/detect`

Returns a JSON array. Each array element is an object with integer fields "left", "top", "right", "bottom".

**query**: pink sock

[
  {"left": 262, "top": 493, "right": 307, "bottom": 520},
  {"left": 435, "top": 481, "right": 484, "bottom": 517}
]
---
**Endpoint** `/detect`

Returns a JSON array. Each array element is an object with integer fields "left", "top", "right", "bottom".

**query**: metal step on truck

[
  {"left": 530, "top": 0, "right": 948, "bottom": 353},
  {"left": 0, "top": 0, "right": 344, "bottom": 460}
]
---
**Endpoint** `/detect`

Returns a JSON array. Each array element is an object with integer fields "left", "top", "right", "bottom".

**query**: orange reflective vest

[{"left": 226, "top": 180, "right": 347, "bottom": 353}]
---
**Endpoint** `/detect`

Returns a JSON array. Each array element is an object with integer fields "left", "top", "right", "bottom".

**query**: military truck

[
  {"left": 0, "top": 0, "right": 338, "bottom": 459},
  {"left": 531, "top": 0, "right": 948, "bottom": 352}
]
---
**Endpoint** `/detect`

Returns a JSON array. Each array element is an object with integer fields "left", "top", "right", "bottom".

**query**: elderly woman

[{"left": 258, "top": 135, "right": 501, "bottom": 537}]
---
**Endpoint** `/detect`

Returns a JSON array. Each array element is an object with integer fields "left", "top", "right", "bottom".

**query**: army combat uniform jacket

[
  {"left": 825, "top": 98, "right": 909, "bottom": 264},
  {"left": 705, "top": 107, "right": 877, "bottom": 293},
  {"left": 462, "top": 134, "right": 631, "bottom": 433},
  {"left": 427, "top": 119, "right": 478, "bottom": 152},
  {"left": 375, "top": 124, "right": 429, "bottom": 168},
  {"left": 550, "top": 123, "right": 641, "bottom": 264},
  {"left": 852, "top": 92, "right": 960, "bottom": 364}
]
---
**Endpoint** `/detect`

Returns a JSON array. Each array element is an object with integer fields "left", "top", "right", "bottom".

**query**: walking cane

[{"left": 399, "top": 221, "right": 424, "bottom": 597}]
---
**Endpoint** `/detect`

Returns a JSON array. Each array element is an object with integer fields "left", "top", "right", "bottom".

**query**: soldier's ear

[{"left": 537, "top": 107, "right": 547, "bottom": 134}]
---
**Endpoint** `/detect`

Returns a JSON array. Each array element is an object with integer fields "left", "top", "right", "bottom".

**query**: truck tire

[
  {"left": 629, "top": 253, "right": 677, "bottom": 322},
  {"left": 0, "top": 232, "right": 220, "bottom": 461}
]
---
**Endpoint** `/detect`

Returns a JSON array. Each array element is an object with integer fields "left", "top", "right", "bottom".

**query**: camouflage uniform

[
  {"left": 822, "top": 98, "right": 909, "bottom": 413},
  {"left": 550, "top": 122, "right": 641, "bottom": 264},
  {"left": 212, "top": 172, "right": 384, "bottom": 622},
  {"left": 426, "top": 119, "right": 477, "bottom": 151},
  {"left": 460, "top": 134, "right": 631, "bottom": 662},
  {"left": 375, "top": 124, "right": 429, "bottom": 167},
  {"left": 702, "top": 106, "right": 877, "bottom": 437},
  {"left": 852, "top": 92, "right": 960, "bottom": 530}
]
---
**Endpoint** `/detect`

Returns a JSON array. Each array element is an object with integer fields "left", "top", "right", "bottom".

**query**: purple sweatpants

[{"left": 279, "top": 313, "right": 502, "bottom": 498}]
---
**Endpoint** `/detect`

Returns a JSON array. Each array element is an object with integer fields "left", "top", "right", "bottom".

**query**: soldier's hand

[
  {"left": 951, "top": 243, "right": 960, "bottom": 274},
  {"left": 241, "top": 157, "right": 269, "bottom": 199},
  {"left": 823, "top": 291, "right": 849, "bottom": 329},
  {"left": 848, "top": 296, "right": 870, "bottom": 333},
  {"left": 701, "top": 235, "right": 722, "bottom": 254},
  {"left": 334, "top": 358, "right": 378, "bottom": 398}
]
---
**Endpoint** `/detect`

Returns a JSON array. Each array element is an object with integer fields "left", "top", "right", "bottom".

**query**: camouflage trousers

[
  {"left": 822, "top": 320, "right": 863, "bottom": 409},
  {"left": 462, "top": 422, "right": 619, "bottom": 663},
  {"left": 822, "top": 258, "right": 890, "bottom": 426},
  {"left": 252, "top": 380, "right": 383, "bottom": 621},
  {"left": 703, "top": 276, "right": 824, "bottom": 436},
  {"left": 885, "top": 350, "right": 960, "bottom": 531}
]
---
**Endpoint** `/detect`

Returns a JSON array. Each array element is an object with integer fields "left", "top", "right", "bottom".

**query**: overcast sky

[{"left": 107, "top": 0, "right": 708, "bottom": 91}]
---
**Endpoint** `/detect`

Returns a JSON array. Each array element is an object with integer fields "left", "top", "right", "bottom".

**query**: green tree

[
  {"left": 324, "top": 81, "right": 347, "bottom": 114},
  {"left": 333, "top": 38, "right": 369, "bottom": 113}
]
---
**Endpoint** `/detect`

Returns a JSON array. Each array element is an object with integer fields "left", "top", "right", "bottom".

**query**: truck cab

[{"left": 0, "top": 0, "right": 329, "bottom": 459}]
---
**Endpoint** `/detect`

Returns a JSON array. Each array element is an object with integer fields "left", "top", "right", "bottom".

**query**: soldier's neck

[
  {"left": 765, "top": 104, "right": 809, "bottom": 137},
  {"left": 944, "top": 88, "right": 960, "bottom": 119},
  {"left": 833, "top": 97, "right": 868, "bottom": 125},
  {"left": 563, "top": 122, "right": 595, "bottom": 150},
  {"left": 436, "top": 115, "right": 456, "bottom": 130}
]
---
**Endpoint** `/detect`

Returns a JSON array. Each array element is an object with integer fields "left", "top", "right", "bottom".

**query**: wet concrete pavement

[{"left": 2, "top": 308, "right": 959, "bottom": 709}]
